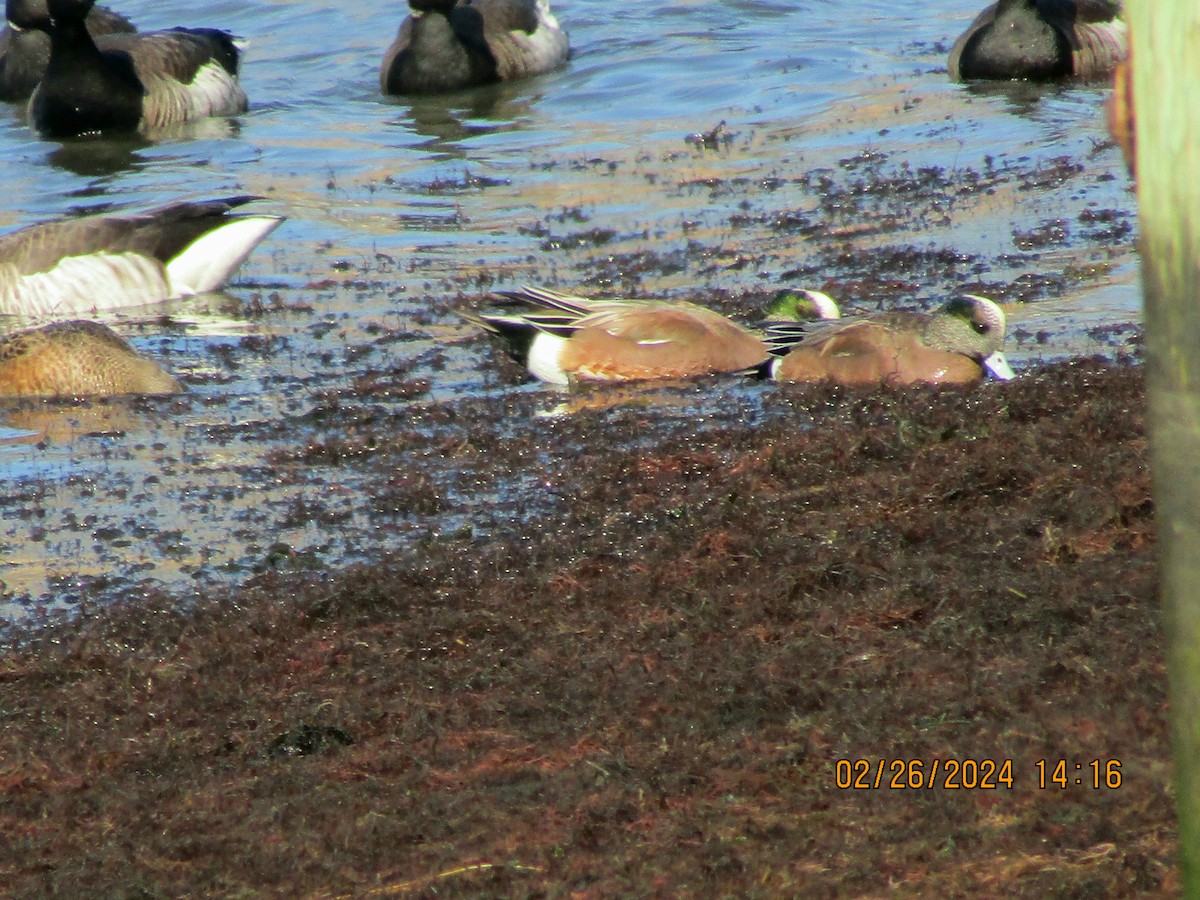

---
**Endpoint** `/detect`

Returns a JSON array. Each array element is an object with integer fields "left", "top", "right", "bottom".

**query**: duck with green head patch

[
  {"left": 465, "top": 285, "right": 839, "bottom": 385},
  {"left": 763, "top": 288, "right": 841, "bottom": 323},
  {"left": 765, "top": 294, "right": 1015, "bottom": 386}
]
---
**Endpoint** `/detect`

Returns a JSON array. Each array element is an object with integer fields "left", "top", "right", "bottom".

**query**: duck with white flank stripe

[
  {"left": 0, "top": 197, "right": 284, "bottom": 319},
  {"left": 0, "top": 0, "right": 134, "bottom": 100},
  {"left": 382, "top": 0, "right": 568, "bottom": 95},
  {"left": 464, "top": 286, "right": 839, "bottom": 385},
  {"left": 14, "top": 0, "right": 246, "bottom": 138}
]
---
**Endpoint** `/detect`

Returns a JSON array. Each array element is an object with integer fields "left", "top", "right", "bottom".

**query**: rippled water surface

[{"left": 0, "top": 0, "right": 1138, "bottom": 620}]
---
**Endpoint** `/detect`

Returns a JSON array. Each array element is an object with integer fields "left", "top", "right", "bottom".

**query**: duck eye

[{"left": 972, "top": 321, "right": 989, "bottom": 335}]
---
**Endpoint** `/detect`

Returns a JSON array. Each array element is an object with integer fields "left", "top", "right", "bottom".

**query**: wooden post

[{"left": 1131, "top": 1, "right": 1200, "bottom": 890}]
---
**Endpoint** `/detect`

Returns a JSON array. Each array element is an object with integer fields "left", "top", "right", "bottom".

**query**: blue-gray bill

[{"left": 983, "top": 351, "right": 1016, "bottom": 380}]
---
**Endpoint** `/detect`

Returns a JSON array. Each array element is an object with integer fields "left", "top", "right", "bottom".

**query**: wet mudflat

[
  {"left": 0, "top": 134, "right": 1139, "bottom": 617},
  {"left": 0, "top": 0, "right": 1139, "bottom": 615},
  {"left": 0, "top": 359, "right": 1166, "bottom": 896}
]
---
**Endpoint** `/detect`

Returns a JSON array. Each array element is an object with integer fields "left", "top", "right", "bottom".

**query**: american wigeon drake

[
  {"left": 16, "top": 0, "right": 245, "bottom": 138},
  {"left": 381, "top": 0, "right": 569, "bottom": 95},
  {"left": 764, "top": 295, "right": 1016, "bottom": 385},
  {"left": 0, "top": 0, "right": 133, "bottom": 100},
  {"left": 949, "top": 0, "right": 1127, "bottom": 82},
  {"left": 0, "top": 196, "right": 284, "bottom": 318},
  {"left": 0, "top": 320, "right": 182, "bottom": 397},
  {"left": 466, "top": 285, "right": 839, "bottom": 385}
]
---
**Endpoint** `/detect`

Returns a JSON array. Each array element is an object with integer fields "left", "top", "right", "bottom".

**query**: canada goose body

[
  {"left": 0, "top": 0, "right": 134, "bottom": 100},
  {"left": 949, "top": 0, "right": 1127, "bottom": 82},
  {"left": 382, "top": 0, "right": 568, "bottom": 95},
  {"left": 0, "top": 197, "right": 284, "bottom": 318},
  {"left": 18, "top": 0, "right": 245, "bottom": 137}
]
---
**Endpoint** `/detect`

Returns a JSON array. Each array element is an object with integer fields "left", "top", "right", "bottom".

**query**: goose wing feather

[
  {"left": 0, "top": 197, "right": 265, "bottom": 276},
  {"left": 471, "top": 0, "right": 567, "bottom": 80}
]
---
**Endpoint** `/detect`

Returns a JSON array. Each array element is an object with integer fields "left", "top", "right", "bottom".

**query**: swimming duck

[
  {"left": 381, "top": 0, "right": 568, "bottom": 95},
  {"left": 0, "top": 319, "right": 182, "bottom": 397},
  {"left": 0, "top": 196, "right": 284, "bottom": 318},
  {"left": 16, "top": 0, "right": 245, "bottom": 137},
  {"left": 0, "top": 0, "right": 134, "bottom": 100},
  {"left": 949, "top": 0, "right": 1127, "bottom": 82},
  {"left": 764, "top": 294, "right": 1015, "bottom": 385},
  {"left": 466, "top": 285, "right": 839, "bottom": 385}
]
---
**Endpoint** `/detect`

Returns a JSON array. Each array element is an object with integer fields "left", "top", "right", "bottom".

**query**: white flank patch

[
  {"left": 0, "top": 253, "right": 170, "bottom": 318},
  {"left": 185, "top": 61, "right": 248, "bottom": 118},
  {"left": 141, "top": 62, "right": 247, "bottom": 130},
  {"left": 526, "top": 331, "right": 570, "bottom": 385},
  {"left": 518, "top": 20, "right": 567, "bottom": 73},
  {"left": 166, "top": 215, "right": 284, "bottom": 294}
]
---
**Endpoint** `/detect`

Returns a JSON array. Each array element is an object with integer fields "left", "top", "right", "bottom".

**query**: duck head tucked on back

[
  {"left": 17, "top": 0, "right": 246, "bottom": 137},
  {"left": 0, "top": 320, "right": 182, "bottom": 398},
  {"left": 765, "top": 294, "right": 1015, "bottom": 386}
]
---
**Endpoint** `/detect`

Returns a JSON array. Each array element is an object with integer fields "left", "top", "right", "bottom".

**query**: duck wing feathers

[
  {"left": 949, "top": 0, "right": 1125, "bottom": 81},
  {"left": 1039, "top": 1, "right": 1127, "bottom": 78},
  {"left": 0, "top": 197, "right": 264, "bottom": 275},
  {"left": 100, "top": 27, "right": 241, "bottom": 81},
  {"left": 469, "top": 0, "right": 567, "bottom": 80}
]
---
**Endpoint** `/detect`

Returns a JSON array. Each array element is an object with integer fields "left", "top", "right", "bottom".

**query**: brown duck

[
  {"left": 765, "top": 295, "right": 1015, "bottom": 386},
  {"left": 465, "top": 285, "right": 839, "bottom": 384},
  {"left": 0, "top": 320, "right": 182, "bottom": 398}
]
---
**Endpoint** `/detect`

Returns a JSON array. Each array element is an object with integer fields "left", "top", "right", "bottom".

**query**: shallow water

[{"left": 0, "top": 0, "right": 1138, "bottom": 620}]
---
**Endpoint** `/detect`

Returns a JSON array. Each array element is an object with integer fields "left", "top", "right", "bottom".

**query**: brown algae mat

[{"left": 0, "top": 359, "right": 1171, "bottom": 897}]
